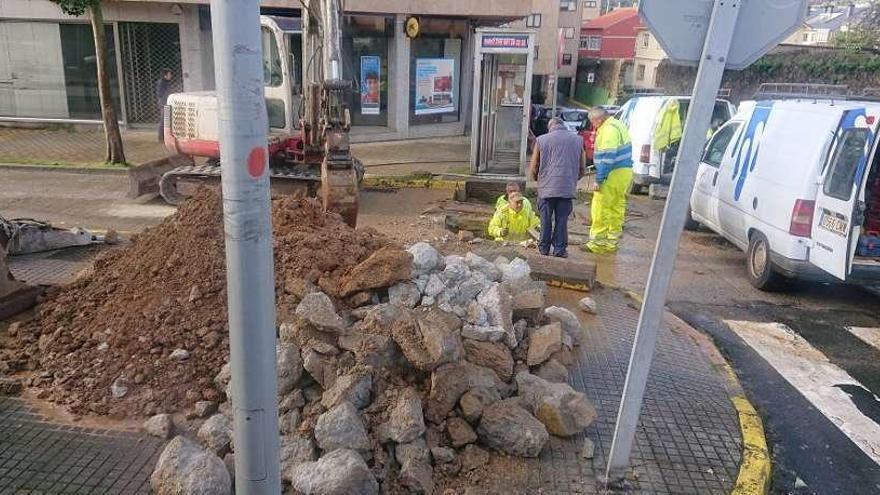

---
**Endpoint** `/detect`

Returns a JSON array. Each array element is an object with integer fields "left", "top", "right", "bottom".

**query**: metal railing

[{"left": 753, "top": 82, "right": 850, "bottom": 101}]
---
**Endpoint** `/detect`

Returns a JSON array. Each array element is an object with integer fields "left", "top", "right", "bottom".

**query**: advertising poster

[
  {"left": 360, "top": 56, "right": 381, "bottom": 115},
  {"left": 415, "top": 58, "right": 455, "bottom": 115}
]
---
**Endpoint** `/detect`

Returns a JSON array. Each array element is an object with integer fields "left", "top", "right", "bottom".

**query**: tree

[
  {"left": 51, "top": 0, "right": 126, "bottom": 164},
  {"left": 833, "top": 1, "right": 880, "bottom": 52}
]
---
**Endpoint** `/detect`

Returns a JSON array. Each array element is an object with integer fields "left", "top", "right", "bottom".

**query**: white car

[
  {"left": 560, "top": 109, "right": 589, "bottom": 133},
  {"left": 616, "top": 95, "right": 736, "bottom": 193},
  {"left": 688, "top": 97, "right": 880, "bottom": 290}
]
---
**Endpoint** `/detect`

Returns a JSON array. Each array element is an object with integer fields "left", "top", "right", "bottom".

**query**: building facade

[
  {"left": 630, "top": 27, "right": 665, "bottom": 90},
  {"left": 0, "top": 0, "right": 529, "bottom": 142},
  {"left": 575, "top": 7, "right": 641, "bottom": 105}
]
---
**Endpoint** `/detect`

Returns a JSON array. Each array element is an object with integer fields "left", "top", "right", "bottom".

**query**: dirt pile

[{"left": 1, "top": 189, "right": 408, "bottom": 418}]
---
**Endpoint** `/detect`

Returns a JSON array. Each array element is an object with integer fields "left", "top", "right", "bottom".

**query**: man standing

[
  {"left": 156, "top": 68, "right": 174, "bottom": 143},
  {"left": 584, "top": 107, "right": 633, "bottom": 254},
  {"left": 530, "top": 117, "right": 585, "bottom": 258}
]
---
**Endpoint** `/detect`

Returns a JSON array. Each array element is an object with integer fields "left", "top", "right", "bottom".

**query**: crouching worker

[{"left": 487, "top": 191, "right": 540, "bottom": 242}]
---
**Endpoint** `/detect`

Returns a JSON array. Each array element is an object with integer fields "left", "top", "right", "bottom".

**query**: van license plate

[{"left": 819, "top": 210, "right": 848, "bottom": 237}]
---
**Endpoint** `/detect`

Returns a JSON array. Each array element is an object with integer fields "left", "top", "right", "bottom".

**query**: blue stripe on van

[{"left": 730, "top": 101, "right": 774, "bottom": 201}]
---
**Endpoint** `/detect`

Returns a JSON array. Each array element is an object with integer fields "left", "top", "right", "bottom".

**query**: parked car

[
  {"left": 560, "top": 109, "right": 590, "bottom": 133},
  {"left": 616, "top": 95, "right": 736, "bottom": 193},
  {"left": 532, "top": 106, "right": 569, "bottom": 136},
  {"left": 688, "top": 98, "right": 880, "bottom": 290}
]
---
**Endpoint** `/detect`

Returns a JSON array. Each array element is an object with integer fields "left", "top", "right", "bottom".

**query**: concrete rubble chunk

[
  {"left": 198, "top": 414, "right": 233, "bottom": 456},
  {"left": 321, "top": 372, "right": 372, "bottom": 410},
  {"left": 339, "top": 246, "right": 412, "bottom": 297},
  {"left": 515, "top": 371, "right": 597, "bottom": 437},
  {"left": 447, "top": 417, "right": 478, "bottom": 447},
  {"left": 431, "top": 446, "right": 456, "bottom": 464},
  {"left": 388, "top": 282, "right": 421, "bottom": 308},
  {"left": 463, "top": 339, "right": 514, "bottom": 382},
  {"left": 110, "top": 376, "right": 129, "bottom": 399},
  {"left": 150, "top": 436, "right": 231, "bottom": 495},
  {"left": 527, "top": 323, "right": 563, "bottom": 366},
  {"left": 338, "top": 332, "right": 400, "bottom": 368},
  {"left": 464, "top": 302, "right": 489, "bottom": 327},
  {"left": 289, "top": 448, "right": 379, "bottom": 495},
  {"left": 424, "top": 274, "right": 446, "bottom": 298},
  {"left": 169, "top": 349, "right": 190, "bottom": 361},
  {"left": 513, "top": 319, "right": 527, "bottom": 343},
  {"left": 302, "top": 348, "right": 338, "bottom": 390},
  {"left": 458, "top": 386, "right": 501, "bottom": 424},
  {"left": 461, "top": 324, "right": 506, "bottom": 343},
  {"left": 143, "top": 413, "right": 174, "bottom": 440},
  {"left": 416, "top": 307, "right": 464, "bottom": 368},
  {"left": 578, "top": 297, "right": 598, "bottom": 315},
  {"left": 389, "top": 309, "right": 435, "bottom": 371},
  {"left": 459, "top": 444, "right": 489, "bottom": 472},
  {"left": 477, "top": 283, "right": 515, "bottom": 348},
  {"left": 545, "top": 306, "right": 584, "bottom": 347},
  {"left": 426, "top": 362, "right": 499, "bottom": 424},
  {"left": 581, "top": 438, "right": 595, "bottom": 459},
  {"left": 315, "top": 402, "right": 371, "bottom": 454},
  {"left": 443, "top": 255, "right": 471, "bottom": 282},
  {"left": 194, "top": 401, "right": 218, "bottom": 419},
  {"left": 0, "top": 377, "right": 23, "bottom": 396},
  {"left": 380, "top": 388, "right": 425, "bottom": 444},
  {"left": 535, "top": 359, "right": 569, "bottom": 384},
  {"left": 476, "top": 399, "right": 548, "bottom": 458},
  {"left": 396, "top": 438, "right": 434, "bottom": 495},
  {"left": 296, "top": 292, "right": 347, "bottom": 333},
  {"left": 408, "top": 242, "right": 442, "bottom": 275},
  {"left": 277, "top": 343, "right": 304, "bottom": 395},
  {"left": 280, "top": 409, "right": 302, "bottom": 435},
  {"left": 280, "top": 435, "right": 318, "bottom": 481},
  {"left": 500, "top": 257, "right": 531, "bottom": 283},
  {"left": 464, "top": 252, "right": 501, "bottom": 282},
  {"left": 280, "top": 389, "right": 306, "bottom": 413}
]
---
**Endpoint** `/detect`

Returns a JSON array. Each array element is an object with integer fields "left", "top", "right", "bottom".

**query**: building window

[
  {"left": 641, "top": 33, "right": 650, "bottom": 48},
  {"left": 636, "top": 64, "right": 646, "bottom": 81},
  {"left": 534, "top": 45, "right": 540, "bottom": 60},
  {"left": 409, "top": 18, "right": 467, "bottom": 126},
  {"left": 562, "top": 53, "right": 573, "bottom": 65},
  {"left": 342, "top": 15, "right": 393, "bottom": 127},
  {"left": 580, "top": 36, "right": 602, "bottom": 50},
  {"left": 802, "top": 32, "right": 810, "bottom": 42},
  {"left": 526, "top": 13, "right": 542, "bottom": 28},
  {"left": 560, "top": 0, "right": 577, "bottom": 11},
  {"left": 563, "top": 28, "right": 576, "bottom": 39},
  {"left": 584, "top": 0, "right": 598, "bottom": 7}
]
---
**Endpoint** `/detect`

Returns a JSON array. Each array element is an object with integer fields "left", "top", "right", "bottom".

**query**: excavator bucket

[{"left": 0, "top": 247, "right": 41, "bottom": 320}]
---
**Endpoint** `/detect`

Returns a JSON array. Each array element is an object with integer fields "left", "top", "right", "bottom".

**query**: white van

[
  {"left": 617, "top": 95, "right": 736, "bottom": 192},
  {"left": 688, "top": 98, "right": 880, "bottom": 290}
]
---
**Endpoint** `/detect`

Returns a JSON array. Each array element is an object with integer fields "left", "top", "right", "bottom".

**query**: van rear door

[{"left": 810, "top": 109, "right": 879, "bottom": 280}]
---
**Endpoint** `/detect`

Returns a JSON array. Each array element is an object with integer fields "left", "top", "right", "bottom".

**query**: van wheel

[
  {"left": 684, "top": 208, "right": 700, "bottom": 231},
  {"left": 747, "top": 232, "right": 784, "bottom": 291}
]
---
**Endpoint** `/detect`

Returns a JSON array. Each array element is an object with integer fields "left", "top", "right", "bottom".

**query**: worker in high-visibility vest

[{"left": 584, "top": 107, "right": 633, "bottom": 254}]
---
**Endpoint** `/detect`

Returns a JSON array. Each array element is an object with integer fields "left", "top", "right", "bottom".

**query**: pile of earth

[
  {"left": 147, "top": 242, "right": 598, "bottom": 495},
  {"left": 0, "top": 188, "right": 411, "bottom": 418}
]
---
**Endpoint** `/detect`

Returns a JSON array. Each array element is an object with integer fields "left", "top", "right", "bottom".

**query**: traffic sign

[{"left": 640, "top": 0, "right": 807, "bottom": 70}]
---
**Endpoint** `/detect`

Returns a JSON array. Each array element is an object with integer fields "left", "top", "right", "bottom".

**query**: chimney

[{"left": 847, "top": 4, "right": 855, "bottom": 18}]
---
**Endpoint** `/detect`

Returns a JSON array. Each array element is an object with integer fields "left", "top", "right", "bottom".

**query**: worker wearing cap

[
  {"left": 487, "top": 191, "right": 540, "bottom": 242},
  {"left": 585, "top": 107, "right": 633, "bottom": 254},
  {"left": 495, "top": 182, "right": 533, "bottom": 211}
]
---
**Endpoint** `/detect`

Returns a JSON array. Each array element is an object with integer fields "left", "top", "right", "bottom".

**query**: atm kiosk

[{"left": 470, "top": 29, "right": 536, "bottom": 176}]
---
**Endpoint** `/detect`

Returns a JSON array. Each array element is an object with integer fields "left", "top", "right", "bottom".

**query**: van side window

[
  {"left": 824, "top": 128, "right": 869, "bottom": 201},
  {"left": 702, "top": 123, "right": 740, "bottom": 168}
]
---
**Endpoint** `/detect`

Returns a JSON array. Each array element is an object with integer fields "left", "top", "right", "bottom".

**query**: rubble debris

[
  {"left": 0, "top": 376, "right": 23, "bottom": 396},
  {"left": 315, "top": 402, "right": 371, "bottom": 455},
  {"left": 578, "top": 296, "right": 598, "bottom": 315},
  {"left": 447, "top": 417, "right": 478, "bottom": 447},
  {"left": 290, "top": 448, "right": 379, "bottom": 495},
  {"left": 581, "top": 438, "right": 595, "bottom": 459},
  {"left": 515, "top": 372, "right": 597, "bottom": 437},
  {"left": 143, "top": 413, "right": 174, "bottom": 439},
  {"left": 150, "top": 436, "right": 230, "bottom": 495},
  {"left": 544, "top": 306, "right": 584, "bottom": 347},
  {"left": 476, "top": 399, "right": 549, "bottom": 458},
  {"left": 534, "top": 359, "right": 569, "bottom": 384},
  {"left": 397, "top": 438, "right": 435, "bottom": 494}
]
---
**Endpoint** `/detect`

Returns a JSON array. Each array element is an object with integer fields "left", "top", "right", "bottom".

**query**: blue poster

[
  {"left": 360, "top": 56, "right": 381, "bottom": 115},
  {"left": 415, "top": 58, "right": 455, "bottom": 115}
]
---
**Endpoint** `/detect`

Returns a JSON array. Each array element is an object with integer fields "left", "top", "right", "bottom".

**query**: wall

[
  {"left": 631, "top": 30, "right": 665, "bottom": 89},
  {"left": 344, "top": 0, "right": 530, "bottom": 18}
]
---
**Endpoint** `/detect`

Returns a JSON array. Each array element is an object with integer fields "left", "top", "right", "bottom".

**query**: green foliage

[
  {"left": 833, "top": 27, "right": 880, "bottom": 52},
  {"left": 50, "top": 0, "right": 99, "bottom": 17}
]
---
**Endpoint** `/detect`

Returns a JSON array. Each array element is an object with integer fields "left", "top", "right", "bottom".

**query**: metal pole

[
  {"left": 604, "top": 0, "right": 741, "bottom": 482},
  {"left": 210, "top": 0, "right": 280, "bottom": 493}
]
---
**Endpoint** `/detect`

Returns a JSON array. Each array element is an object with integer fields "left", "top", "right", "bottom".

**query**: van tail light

[
  {"left": 640, "top": 144, "right": 652, "bottom": 163},
  {"left": 789, "top": 199, "right": 815, "bottom": 238}
]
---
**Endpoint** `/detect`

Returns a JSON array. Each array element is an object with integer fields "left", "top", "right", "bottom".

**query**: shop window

[
  {"left": 409, "top": 18, "right": 466, "bottom": 126},
  {"left": 60, "top": 23, "right": 122, "bottom": 120},
  {"left": 342, "top": 15, "right": 393, "bottom": 127}
]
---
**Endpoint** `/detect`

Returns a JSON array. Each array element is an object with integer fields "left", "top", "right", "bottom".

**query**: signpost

[{"left": 604, "top": 0, "right": 807, "bottom": 484}]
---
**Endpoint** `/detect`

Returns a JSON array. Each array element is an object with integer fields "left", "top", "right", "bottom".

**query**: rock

[
  {"left": 396, "top": 438, "right": 434, "bottom": 494},
  {"left": 347, "top": 291, "right": 374, "bottom": 308},
  {"left": 544, "top": 306, "right": 583, "bottom": 347},
  {"left": 280, "top": 435, "right": 318, "bottom": 480},
  {"left": 322, "top": 372, "right": 372, "bottom": 410},
  {"left": 150, "top": 436, "right": 230, "bottom": 495},
  {"left": 424, "top": 274, "right": 446, "bottom": 298},
  {"left": 527, "top": 323, "right": 563, "bottom": 366},
  {"left": 214, "top": 363, "right": 231, "bottom": 390},
  {"left": 198, "top": 414, "right": 233, "bottom": 456},
  {"left": 464, "top": 253, "right": 501, "bottom": 281},
  {"left": 223, "top": 453, "right": 235, "bottom": 484},
  {"left": 290, "top": 449, "right": 378, "bottom": 495},
  {"left": 380, "top": 388, "right": 425, "bottom": 444},
  {"left": 535, "top": 359, "right": 568, "bottom": 384},
  {"left": 0, "top": 377, "right": 23, "bottom": 396},
  {"left": 457, "top": 230, "right": 475, "bottom": 242},
  {"left": 447, "top": 417, "right": 477, "bottom": 447},
  {"left": 426, "top": 362, "right": 499, "bottom": 424},
  {"left": 280, "top": 409, "right": 302, "bottom": 435},
  {"left": 508, "top": 281, "right": 547, "bottom": 323},
  {"left": 389, "top": 309, "right": 436, "bottom": 371},
  {"left": 578, "top": 297, "right": 598, "bottom": 315},
  {"left": 338, "top": 332, "right": 400, "bottom": 368},
  {"left": 515, "top": 372, "right": 597, "bottom": 437},
  {"left": 581, "top": 438, "right": 595, "bottom": 459},
  {"left": 414, "top": 274, "right": 430, "bottom": 294},
  {"left": 463, "top": 302, "right": 489, "bottom": 327},
  {"left": 296, "top": 292, "right": 346, "bottom": 333},
  {"left": 443, "top": 256, "right": 471, "bottom": 281},
  {"left": 169, "top": 349, "right": 190, "bottom": 361},
  {"left": 431, "top": 446, "right": 456, "bottom": 464},
  {"left": 315, "top": 402, "right": 370, "bottom": 454},
  {"left": 461, "top": 324, "right": 505, "bottom": 343},
  {"left": 549, "top": 346, "right": 575, "bottom": 367},
  {"left": 421, "top": 295, "right": 435, "bottom": 306},
  {"left": 463, "top": 339, "right": 514, "bottom": 382},
  {"left": 285, "top": 277, "right": 320, "bottom": 300},
  {"left": 477, "top": 283, "right": 515, "bottom": 348},
  {"left": 513, "top": 319, "right": 527, "bottom": 343},
  {"left": 188, "top": 285, "right": 202, "bottom": 303},
  {"left": 110, "top": 375, "right": 129, "bottom": 398},
  {"left": 408, "top": 242, "right": 442, "bottom": 274},
  {"left": 476, "top": 399, "right": 548, "bottom": 457},
  {"left": 302, "top": 348, "right": 338, "bottom": 389},
  {"left": 280, "top": 389, "right": 306, "bottom": 413},
  {"left": 389, "top": 282, "right": 421, "bottom": 308},
  {"left": 143, "top": 413, "right": 174, "bottom": 439},
  {"left": 459, "top": 444, "right": 489, "bottom": 472},
  {"left": 339, "top": 246, "right": 412, "bottom": 297},
  {"left": 458, "top": 387, "right": 501, "bottom": 424},
  {"left": 194, "top": 401, "right": 218, "bottom": 419},
  {"left": 500, "top": 258, "right": 531, "bottom": 283},
  {"left": 416, "top": 307, "right": 464, "bottom": 368},
  {"left": 276, "top": 343, "right": 304, "bottom": 395}
]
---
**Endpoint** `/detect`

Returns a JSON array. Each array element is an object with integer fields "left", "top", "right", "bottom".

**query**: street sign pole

[
  {"left": 211, "top": 0, "right": 280, "bottom": 492},
  {"left": 604, "top": 0, "right": 742, "bottom": 483}
]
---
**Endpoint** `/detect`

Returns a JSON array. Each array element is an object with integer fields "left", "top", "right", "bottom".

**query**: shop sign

[
  {"left": 415, "top": 58, "right": 456, "bottom": 115},
  {"left": 481, "top": 34, "right": 529, "bottom": 49}
]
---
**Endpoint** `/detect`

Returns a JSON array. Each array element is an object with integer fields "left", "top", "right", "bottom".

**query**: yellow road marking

[{"left": 731, "top": 396, "right": 771, "bottom": 495}]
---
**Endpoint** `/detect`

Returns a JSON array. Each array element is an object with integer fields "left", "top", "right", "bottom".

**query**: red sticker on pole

[{"left": 247, "top": 147, "right": 266, "bottom": 178}]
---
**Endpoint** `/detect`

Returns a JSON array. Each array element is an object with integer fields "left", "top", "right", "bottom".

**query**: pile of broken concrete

[{"left": 148, "top": 242, "right": 597, "bottom": 495}]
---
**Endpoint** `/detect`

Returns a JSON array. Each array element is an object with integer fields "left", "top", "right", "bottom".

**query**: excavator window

[{"left": 262, "top": 28, "right": 284, "bottom": 87}]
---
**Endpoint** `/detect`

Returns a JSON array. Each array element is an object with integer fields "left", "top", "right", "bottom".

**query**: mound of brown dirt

[{"left": 3, "top": 189, "right": 399, "bottom": 418}]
